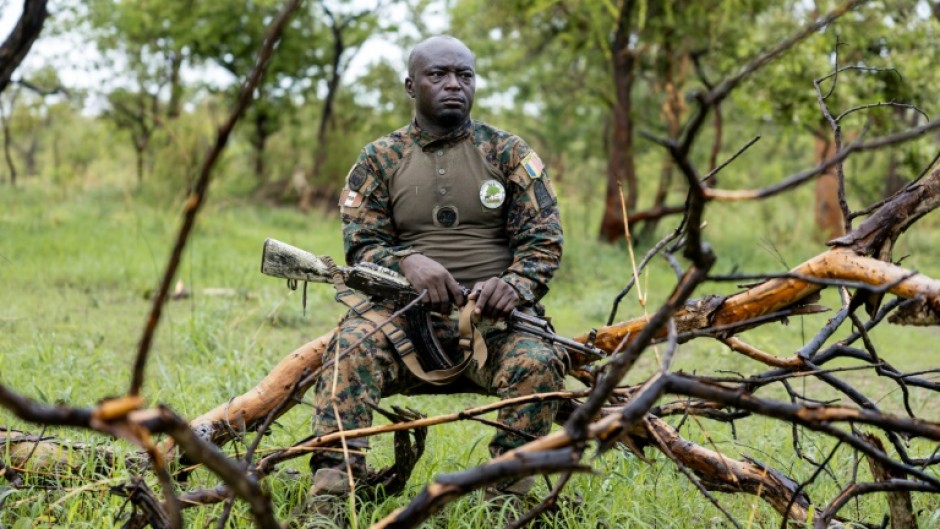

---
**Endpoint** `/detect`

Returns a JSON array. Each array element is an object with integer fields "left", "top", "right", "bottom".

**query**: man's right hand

[{"left": 400, "top": 254, "right": 465, "bottom": 314}]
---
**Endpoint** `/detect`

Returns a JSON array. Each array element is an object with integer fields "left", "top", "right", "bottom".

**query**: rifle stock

[{"left": 261, "top": 238, "right": 333, "bottom": 283}]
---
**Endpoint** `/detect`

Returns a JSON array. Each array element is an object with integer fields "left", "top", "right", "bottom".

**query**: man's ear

[{"left": 404, "top": 77, "right": 415, "bottom": 98}]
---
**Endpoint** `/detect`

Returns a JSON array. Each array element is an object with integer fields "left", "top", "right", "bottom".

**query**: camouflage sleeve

[
  {"left": 337, "top": 150, "right": 413, "bottom": 272},
  {"left": 500, "top": 142, "right": 564, "bottom": 305}
]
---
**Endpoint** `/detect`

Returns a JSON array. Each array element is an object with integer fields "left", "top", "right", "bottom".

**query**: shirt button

[
  {"left": 438, "top": 188, "right": 447, "bottom": 195},
  {"left": 436, "top": 150, "right": 444, "bottom": 156},
  {"left": 438, "top": 169, "right": 446, "bottom": 175}
]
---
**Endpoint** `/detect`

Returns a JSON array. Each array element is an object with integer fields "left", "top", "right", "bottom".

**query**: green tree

[{"left": 450, "top": 0, "right": 783, "bottom": 242}]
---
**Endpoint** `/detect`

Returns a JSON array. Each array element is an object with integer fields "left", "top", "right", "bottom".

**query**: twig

[
  {"left": 607, "top": 228, "right": 682, "bottom": 325},
  {"left": 779, "top": 440, "right": 844, "bottom": 529},
  {"left": 700, "top": 134, "right": 761, "bottom": 185},
  {"left": 837, "top": 101, "right": 928, "bottom": 123}
]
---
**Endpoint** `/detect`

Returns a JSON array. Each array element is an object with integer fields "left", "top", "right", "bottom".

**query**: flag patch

[
  {"left": 522, "top": 152, "right": 544, "bottom": 179},
  {"left": 339, "top": 189, "right": 363, "bottom": 208}
]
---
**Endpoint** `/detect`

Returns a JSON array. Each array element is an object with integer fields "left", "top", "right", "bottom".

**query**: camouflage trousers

[{"left": 309, "top": 304, "right": 568, "bottom": 476}]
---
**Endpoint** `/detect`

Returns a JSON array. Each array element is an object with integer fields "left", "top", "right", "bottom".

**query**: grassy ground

[{"left": 2, "top": 180, "right": 940, "bottom": 528}]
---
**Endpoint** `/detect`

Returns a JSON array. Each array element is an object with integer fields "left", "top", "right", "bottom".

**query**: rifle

[{"left": 260, "top": 238, "right": 604, "bottom": 381}]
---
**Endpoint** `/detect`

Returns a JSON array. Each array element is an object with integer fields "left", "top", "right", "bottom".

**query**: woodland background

[{"left": 4, "top": 0, "right": 940, "bottom": 528}]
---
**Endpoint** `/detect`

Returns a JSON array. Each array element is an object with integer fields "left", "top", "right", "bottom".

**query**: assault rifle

[{"left": 260, "top": 239, "right": 604, "bottom": 377}]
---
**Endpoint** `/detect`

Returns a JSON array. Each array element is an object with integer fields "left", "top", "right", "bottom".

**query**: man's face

[{"left": 406, "top": 40, "right": 476, "bottom": 134}]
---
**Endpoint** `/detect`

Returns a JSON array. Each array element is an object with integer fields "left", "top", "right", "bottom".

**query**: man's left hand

[{"left": 468, "top": 278, "right": 519, "bottom": 320}]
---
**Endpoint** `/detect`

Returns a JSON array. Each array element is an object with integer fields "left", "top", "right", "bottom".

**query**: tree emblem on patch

[{"left": 479, "top": 180, "right": 506, "bottom": 209}]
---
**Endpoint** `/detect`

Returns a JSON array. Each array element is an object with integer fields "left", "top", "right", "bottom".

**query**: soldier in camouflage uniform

[{"left": 308, "top": 35, "right": 565, "bottom": 500}]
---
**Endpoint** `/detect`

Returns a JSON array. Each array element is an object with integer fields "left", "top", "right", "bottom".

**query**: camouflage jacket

[{"left": 337, "top": 119, "right": 563, "bottom": 305}]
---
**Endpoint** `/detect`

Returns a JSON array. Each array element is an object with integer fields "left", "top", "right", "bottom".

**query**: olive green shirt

[{"left": 338, "top": 119, "right": 563, "bottom": 305}]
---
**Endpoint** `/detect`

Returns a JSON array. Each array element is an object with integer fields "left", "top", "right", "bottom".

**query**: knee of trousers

[
  {"left": 492, "top": 338, "right": 567, "bottom": 395},
  {"left": 315, "top": 315, "right": 402, "bottom": 395}
]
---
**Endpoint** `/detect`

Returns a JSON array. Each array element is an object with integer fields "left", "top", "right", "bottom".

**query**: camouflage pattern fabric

[
  {"left": 309, "top": 305, "right": 568, "bottom": 475},
  {"left": 314, "top": 118, "right": 566, "bottom": 479}
]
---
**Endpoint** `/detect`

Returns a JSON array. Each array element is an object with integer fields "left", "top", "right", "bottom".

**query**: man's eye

[
  {"left": 429, "top": 72, "right": 444, "bottom": 80},
  {"left": 460, "top": 72, "right": 474, "bottom": 80}
]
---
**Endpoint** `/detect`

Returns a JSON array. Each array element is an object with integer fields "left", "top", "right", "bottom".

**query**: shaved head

[
  {"left": 404, "top": 34, "right": 477, "bottom": 135},
  {"left": 407, "top": 35, "right": 475, "bottom": 77}
]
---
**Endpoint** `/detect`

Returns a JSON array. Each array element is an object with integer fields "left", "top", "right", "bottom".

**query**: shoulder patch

[
  {"left": 338, "top": 188, "right": 364, "bottom": 208},
  {"left": 533, "top": 179, "right": 554, "bottom": 209},
  {"left": 346, "top": 164, "right": 368, "bottom": 191},
  {"left": 521, "top": 152, "right": 544, "bottom": 179}
]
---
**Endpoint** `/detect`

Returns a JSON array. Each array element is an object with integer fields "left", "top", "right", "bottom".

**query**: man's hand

[
  {"left": 469, "top": 278, "right": 519, "bottom": 320},
  {"left": 400, "top": 253, "right": 465, "bottom": 314}
]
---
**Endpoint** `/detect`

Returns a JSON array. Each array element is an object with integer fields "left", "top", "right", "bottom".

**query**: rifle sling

[{"left": 323, "top": 257, "right": 486, "bottom": 386}]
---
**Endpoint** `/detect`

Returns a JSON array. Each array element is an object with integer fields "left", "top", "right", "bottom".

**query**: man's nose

[{"left": 443, "top": 72, "right": 460, "bottom": 89}]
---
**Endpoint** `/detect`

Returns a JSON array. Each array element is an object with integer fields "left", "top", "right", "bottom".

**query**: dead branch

[
  {"left": 582, "top": 243, "right": 940, "bottom": 355},
  {"left": 703, "top": 119, "right": 940, "bottom": 202},
  {"left": 375, "top": 448, "right": 589, "bottom": 529},
  {"left": 813, "top": 480, "right": 937, "bottom": 529},
  {"left": 645, "top": 415, "right": 810, "bottom": 521},
  {"left": 8, "top": 2, "right": 940, "bottom": 528}
]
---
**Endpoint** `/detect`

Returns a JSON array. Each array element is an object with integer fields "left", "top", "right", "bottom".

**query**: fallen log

[
  {"left": 644, "top": 415, "right": 810, "bottom": 522},
  {"left": 182, "top": 331, "right": 333, "bottom": 448},
  {"left": 0, "top": 427, "right": 114, "bottom": 481}
]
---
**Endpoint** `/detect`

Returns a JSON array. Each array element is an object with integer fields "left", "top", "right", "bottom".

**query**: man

[{"left": 307, "top": 34, "right": 566, "bottom": 506}]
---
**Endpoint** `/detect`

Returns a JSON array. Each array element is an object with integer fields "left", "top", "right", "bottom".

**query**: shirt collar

[{"left": 408, "top": 119, "right": 473, "bottom": 149}]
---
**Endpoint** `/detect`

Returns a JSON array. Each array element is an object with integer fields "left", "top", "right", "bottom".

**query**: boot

[
  {"left": 289, "top": 468, "right": 351, "bottom": 529},
  {"left": 483, "top": 475, "right": 536, "bottom": 513}
]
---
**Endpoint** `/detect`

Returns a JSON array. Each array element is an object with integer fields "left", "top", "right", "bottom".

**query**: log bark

[
  {"left": 645, "top": 416, "right": 810, "bottom": 521},
  {"left": 0, "top": 428, "right": 114, "bottom": 479},
  {"left": 185, "top": 331, "right": 333, "bottom": 446}
]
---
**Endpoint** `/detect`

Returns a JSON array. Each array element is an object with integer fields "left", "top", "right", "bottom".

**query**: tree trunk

[
  {"left": 640, "top": 44, "right": 686, "bottom": 240},
  {"left": 862, "top": 433, "right": 917, "bottom": 529},
  {"left": 813, "top": 132, "right": 845, "bottom": 240},
  {"left": 0, "top": 0, "right": 49, "bottom": 95},
  {"left": 135, "top": 141, "right": 145, "bottom": 184},
  {"left": 252, "top": 110, "right": 268, "bottom": 184},
  {"left": 0, "top": 95, "right": 16, "bottom": 185},
  {"left": 21, "top": 133, "right": 38, "bottom": 176},
  {"left": 167, "top": 48, "right": 184, "bottom": 119},
  {"left": 51, "top": 128, "right": 59, "bottom": 179},
  {"left": 598, "top": 0, "right": 638, "bottom": 243},
  {"left": 883, "top": 152, "right": 906, "bottom": 198},
  {"left": 300, "top": 13, "right": 344, "bottom": 210}
]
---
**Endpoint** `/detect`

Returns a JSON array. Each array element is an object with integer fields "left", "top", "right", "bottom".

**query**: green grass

[{"left": 2, "top": 180, "right": 940, "bottom": 528}]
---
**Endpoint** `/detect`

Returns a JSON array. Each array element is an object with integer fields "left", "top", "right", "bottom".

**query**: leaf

[{"left": 12, "top": 517, "right": 33, "bottom": 529}]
